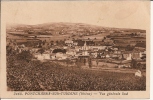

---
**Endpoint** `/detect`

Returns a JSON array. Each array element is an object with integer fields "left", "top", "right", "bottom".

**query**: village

[{"left": 6, "top": 31, "right": 146, "bottom": 70}]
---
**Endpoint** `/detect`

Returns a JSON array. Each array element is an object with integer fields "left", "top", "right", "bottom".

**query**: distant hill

[
  {"left": 6, "top": 22, "right": 146, "bottom": 41},
  {"left": 7, "top": 22, "right": 146, "bottom": 32}
]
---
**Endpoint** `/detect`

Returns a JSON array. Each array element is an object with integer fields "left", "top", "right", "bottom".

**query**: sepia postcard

[{"left": 0, "top": 0, "right": 151, "bottom": 99}]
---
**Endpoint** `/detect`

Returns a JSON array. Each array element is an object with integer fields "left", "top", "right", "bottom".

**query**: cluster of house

[
  {"left": 8, "top": 37, "right": 146, "bottom": 63},
  {"left": 30, "top": 39, "right": 146, "bottom": 61}
]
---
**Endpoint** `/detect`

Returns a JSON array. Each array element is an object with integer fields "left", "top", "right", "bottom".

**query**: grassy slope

[{"left": 7, "top": 56, "right": 146, "bottom": 91}]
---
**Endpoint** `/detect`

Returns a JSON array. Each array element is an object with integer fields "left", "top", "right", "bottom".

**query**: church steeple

[
  {"left": 84, "top": 41, "right": 87, "bottom": 46},
  {"left": 82, "top": 41, "right": 88, "bottom": 55},
  {"left": 83, "top": 41, "right": 87, "bottom": 50}
]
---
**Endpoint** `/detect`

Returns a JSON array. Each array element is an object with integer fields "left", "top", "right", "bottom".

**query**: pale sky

[{"left": 2, "top": 1, "right": 150, "bottom": 30}]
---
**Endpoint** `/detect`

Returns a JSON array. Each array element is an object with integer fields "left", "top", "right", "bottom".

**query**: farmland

[
  {"left": 7, "top": 53, "right": 146, "bottom": 91},
  {"left": 6, "top": 22, "right": 145, "bottom": 42}
]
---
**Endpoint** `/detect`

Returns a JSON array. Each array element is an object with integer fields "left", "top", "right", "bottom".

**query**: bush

[{"left": 17, "top": 51, "right": 33, "bottom": 62}]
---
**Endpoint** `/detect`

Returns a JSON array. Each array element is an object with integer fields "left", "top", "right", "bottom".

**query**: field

[
  {"left": 7, "top": 22, "right": 146, "bottom": 45},
  {"left": 82, "top": 33, "right": 109, "bottom": 40},
  {"left": 7, "top": 54, "right": 146, "bottom": 91}
]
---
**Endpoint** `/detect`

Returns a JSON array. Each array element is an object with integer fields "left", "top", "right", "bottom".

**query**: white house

[
  {"left": 91, "top": 52, "right": 97, "bottom": 58},
  {"left": 37, "top": 54, "right": 44, "bottom": 60},
  {"left": 82, "top": 51, "right": 89, "bottom": 56},
  {"left": 139, "top": 52, "right": 143, "bottom": 58},
  {"left": 75, "top": 47, "right": 80, "bottom": 52},
  {"left": 50, "top": 54, "right": 56, "bottom": 60},
  {"left": 65, "top": 40, "right": 73, "bottom": 47},
  {"left": 56, "top": 52, "right": 64, "bottom": 58},
  {"left": 123, "top": 53, "right": 132, "bottom": 60},
  {"left": 20, "top": 44, "right": 25, "bottom": 48},
  {"left": 73, "top": 42, "right": 78, "bottom": 46},
  {"left": 61, "top": 54, "right": 68, "bottom": 59},
  {"left": 63, "top": 46, "right": 68, "bottom": 49},
  {"left": 111, "top": 47, "right": 118, "bottom": 51},
  {"left": 65, "top": 40, "right": 73, "bottom": 44},
  {"left": 90, "top": 46, "right": 106, "bottom": 50},
  {"left": 42, "top": 53, "right": 50, "bottom": 59},
  {"left": 66, "top": 50, "right": 76, "bottom": 56},
  {"left": 132, "top": 51, "right": 142, "bottom": 59},
  {"left": 106, "top": 54, "right": 110, "bottom": 58},
  {"left": 31, "top": 48, "right": 40, "bottom": 53},
  {"left": 114, "top": 51, "right": 121, "bottom": 54}
]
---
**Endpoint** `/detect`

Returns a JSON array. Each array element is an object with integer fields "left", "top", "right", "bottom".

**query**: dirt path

[{"left": 81, "top": 66, "right": 146, "bottom": 76}]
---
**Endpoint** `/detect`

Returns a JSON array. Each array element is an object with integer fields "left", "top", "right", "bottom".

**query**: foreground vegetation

[{"left": 7, "top": 52, "right": 146, "bottom": 91}]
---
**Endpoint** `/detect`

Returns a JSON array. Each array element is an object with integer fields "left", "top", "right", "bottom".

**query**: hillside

[{"left": 6, "top": 22, "right": 146, "bottom": 41}]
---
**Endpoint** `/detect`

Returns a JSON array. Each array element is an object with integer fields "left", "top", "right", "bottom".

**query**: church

[{"left": 81, "top": 41, "right": 89, "bottom": 56}]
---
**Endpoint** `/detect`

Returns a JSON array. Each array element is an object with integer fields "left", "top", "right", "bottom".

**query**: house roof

[
  {"left": 56, "top": 52, "right": 64, "bottom": 54},
  {"left": 65, "top": 40, "right": 73, "bottom": 42},
  {"left": 98, "top": 49, "right": 103, "bottom": 52},
  {"left": 121, "top": 51, "right": 131, "bottom": 54}
]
